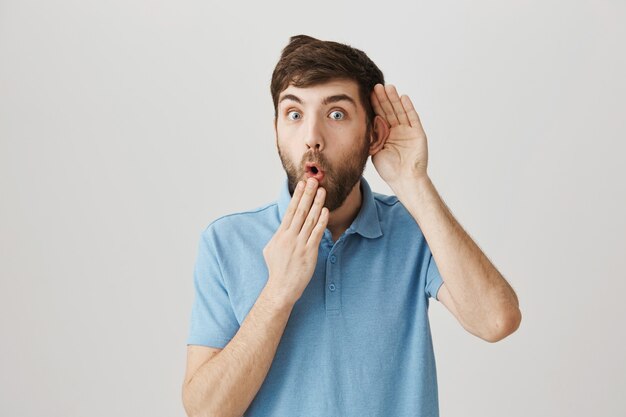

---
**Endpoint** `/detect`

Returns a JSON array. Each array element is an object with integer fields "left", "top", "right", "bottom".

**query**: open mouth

[{"left": 305, "top": 162, "right": 325, "bottom": 181}]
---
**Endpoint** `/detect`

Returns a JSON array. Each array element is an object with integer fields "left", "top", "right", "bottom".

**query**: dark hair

[{"left": 270, "top": 34, "right": 385, "bottom": 131}]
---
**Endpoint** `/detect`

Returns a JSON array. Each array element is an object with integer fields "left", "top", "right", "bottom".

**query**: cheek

[{"left": 278, "top": 144, "right": 304, "bottom": 169}]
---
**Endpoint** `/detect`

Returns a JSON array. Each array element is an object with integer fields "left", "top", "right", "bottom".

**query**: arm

[
  {"left": 183, "top": 178, "right": 329, "bottom": 416},
  {"left": 182, "top": 286, "right": 295, "bottom": 417},
  {"left": 368, "top": 83, "right": 521, "bottom": 343},
  {"left": 396, "top": 175, "right": 521, "bottom": 342}
]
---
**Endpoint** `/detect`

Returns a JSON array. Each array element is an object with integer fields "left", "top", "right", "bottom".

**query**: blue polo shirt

[{"left": 187, "top": 175, "right": 445, "bottom": 416}]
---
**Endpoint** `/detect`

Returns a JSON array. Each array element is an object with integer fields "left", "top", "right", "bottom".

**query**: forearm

[
  {"left": 183, "top": 285, "right": 294, "bottom": 417},
  {"left": 394, "top": 175, "right": 520, "bottom": 337}
]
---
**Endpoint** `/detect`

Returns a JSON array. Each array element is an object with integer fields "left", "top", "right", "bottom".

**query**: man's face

[{"left": 274, "top": 79, "right": 372, "bottom": 212}]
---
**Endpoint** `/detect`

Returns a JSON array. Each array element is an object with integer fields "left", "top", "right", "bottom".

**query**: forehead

[{"left": 278, "top": 79, "right": 361, "bottom": 108}]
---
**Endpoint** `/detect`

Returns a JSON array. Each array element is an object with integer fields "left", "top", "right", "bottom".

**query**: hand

[
  {"left": 370, "top": 83, "right": 430, "bottom": 188},
  {"left": 263, "top": 178, "right": 328, "bottom": 307}
]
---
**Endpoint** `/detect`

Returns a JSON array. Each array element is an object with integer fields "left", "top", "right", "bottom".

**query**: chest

[{"left": 223, "top": 232, "right": 429, "bottom": 325}]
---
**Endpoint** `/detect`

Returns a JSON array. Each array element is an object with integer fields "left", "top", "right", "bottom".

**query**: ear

[{"left": 368, "top": 115, "right": 390, "bottom": 156}]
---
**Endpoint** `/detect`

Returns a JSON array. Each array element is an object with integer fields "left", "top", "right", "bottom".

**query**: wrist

[{"left": 261, "top": 283, "right": 296, "bottom": 312}]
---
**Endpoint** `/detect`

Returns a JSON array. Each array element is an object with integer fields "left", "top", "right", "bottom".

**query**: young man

[{"left": 182, "top": 35, "right": 521, "bottom": 417}]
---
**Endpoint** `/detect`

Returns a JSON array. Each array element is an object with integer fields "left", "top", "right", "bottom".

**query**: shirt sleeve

[
  {"left": 425, "top": 248, "right": 444, "bottom": 301},
  {"left": 186, "top": 224, "right": 240, "bottom": 348}
]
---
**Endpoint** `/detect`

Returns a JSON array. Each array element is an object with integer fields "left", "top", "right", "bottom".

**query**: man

[{"left": 182, "top": 35, "right": 521, "bottom": 417}]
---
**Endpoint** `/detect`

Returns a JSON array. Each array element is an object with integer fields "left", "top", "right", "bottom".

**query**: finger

[
  {"left": 374, "top": 83, "right": 400, "bottom": 127},
  {"left": 306, "top": 207, "right": 329, "bottom": 248},
  {"left": 280, "top": 180, "right": 306, "bottom": 230},
  {"left": 400, "top": 95, "right": 422, "bottom": 129},
  {"left": 289, "top": 177, "right": 318, "bottom": 233},
  {"left": 384, "top": 84, "right": 410, "bottom": 126},
  {"left": 298, "top": 186, "right": 325, "bottom": 242},
  {"left": 370, "top": 86, "right": 385, "bottom": 119}
]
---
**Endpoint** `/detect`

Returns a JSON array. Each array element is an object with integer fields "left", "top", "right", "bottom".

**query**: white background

[{"left": 1, "top": 0, "right": 624, "bottom": 416}]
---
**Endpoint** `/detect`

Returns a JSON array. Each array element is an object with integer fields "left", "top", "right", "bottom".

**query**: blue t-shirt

[{"left": 187, "top": 175, "right": 445, "bottom": 416}]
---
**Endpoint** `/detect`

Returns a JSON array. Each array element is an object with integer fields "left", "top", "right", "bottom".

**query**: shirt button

[
  {"left": 329, "top": 283, "right": 336, "bottom": 291},
  {"left": 330, "top": 255, "right": 337, "bottom": 263}
]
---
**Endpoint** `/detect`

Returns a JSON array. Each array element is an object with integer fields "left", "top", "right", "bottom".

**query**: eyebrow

[{"left": 278, "top": 93, "right": 357, "bottom": 108}]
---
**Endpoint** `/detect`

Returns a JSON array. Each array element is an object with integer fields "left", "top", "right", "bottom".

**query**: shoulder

[
  {"left": 372, "top": 191, "right": 412, "bottom": 219},
  {"left": 372, "top": 191, "right": 401, "bottom": 208},
  {"left": 201, "top": 201, "right": 279, "bottom": 240},
  {"left": 372, "top": 190, "right": 425, "bottom": 239}
]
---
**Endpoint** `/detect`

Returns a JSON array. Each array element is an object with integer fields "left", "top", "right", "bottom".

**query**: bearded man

[{"left": 183, "top": 34, "right": 522, "bottom": 417}]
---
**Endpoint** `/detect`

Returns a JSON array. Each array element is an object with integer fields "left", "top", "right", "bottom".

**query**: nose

[{"left": 303, "top": 114, "right": 325, "bottom": 151}]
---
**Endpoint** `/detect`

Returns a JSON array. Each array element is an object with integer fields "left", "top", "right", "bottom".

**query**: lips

[{"left": 304, "top": 162, "right": 325, "bottom": 182}]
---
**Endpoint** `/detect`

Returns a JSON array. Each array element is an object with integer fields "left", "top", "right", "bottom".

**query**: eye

[
  {"left": 287, "top": 110, "right": 302, "bottom": 120},
  {"left": 329, "top": 110, "right": 345, "bottom": 120}
]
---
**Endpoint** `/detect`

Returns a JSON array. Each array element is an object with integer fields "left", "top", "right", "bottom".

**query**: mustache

[{"left": 300, "top": 152, "right": 328, "bottom": 171}]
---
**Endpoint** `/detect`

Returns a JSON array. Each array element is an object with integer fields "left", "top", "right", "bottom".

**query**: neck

[{"left": 327, "top": 179, "right": 363, "bottom": 241}]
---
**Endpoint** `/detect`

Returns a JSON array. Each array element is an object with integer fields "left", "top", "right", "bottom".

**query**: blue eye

[
  {"left": 330, "top": 110, "right": 345, "bottom": 120},
  {"left": 287, "top": 111, "right": 301, "bottom": 120}
]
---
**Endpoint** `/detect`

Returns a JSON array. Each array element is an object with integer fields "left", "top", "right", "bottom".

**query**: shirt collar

[{"left": 277, "top": 176, "right": 383, "bottom": 239}]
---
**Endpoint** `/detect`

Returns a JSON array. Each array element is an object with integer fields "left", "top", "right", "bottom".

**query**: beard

[{"left": 277, "top": 125, "right": 371, "bottom": 212}]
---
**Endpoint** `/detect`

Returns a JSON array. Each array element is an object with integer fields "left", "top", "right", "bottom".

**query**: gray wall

[{"left": 1, "top": 0, "right": 624, "bottom": 416}]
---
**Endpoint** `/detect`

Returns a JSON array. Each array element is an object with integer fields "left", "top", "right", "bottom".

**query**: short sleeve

[
  {"left": 425, "top": 249, "right": 444, "bottom": 301},
  {"left": 186, "top": 225, "right": 240, "bottom": 348}
]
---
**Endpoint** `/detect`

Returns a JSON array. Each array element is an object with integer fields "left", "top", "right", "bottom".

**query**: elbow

[
  {"left": 182, "top": 384, "right": 224, "bottom": 417},
  {"left": 182, "top": 383, "right": 197, "bottom": 417},
  {"left": 182, "top": 382, "right": 212, "bottom": 417},
  {"left": 485, "top": 308, "right": 522, "bottom": 343}
]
